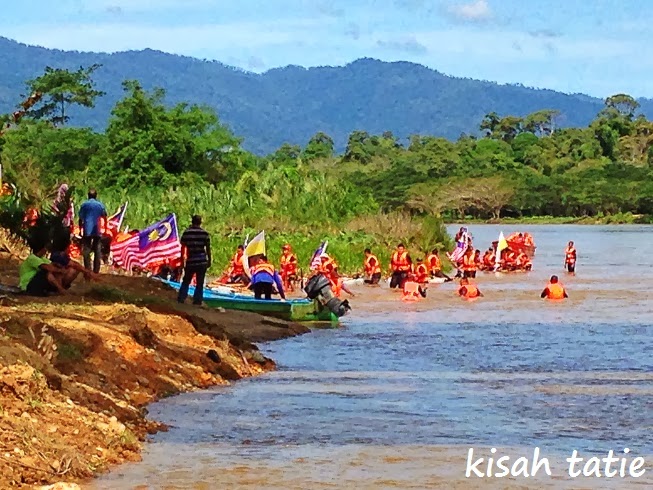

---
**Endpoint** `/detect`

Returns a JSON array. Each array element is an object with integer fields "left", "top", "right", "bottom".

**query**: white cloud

[{"left": 444, "top": 0, "right": 492, "bottom": 22}]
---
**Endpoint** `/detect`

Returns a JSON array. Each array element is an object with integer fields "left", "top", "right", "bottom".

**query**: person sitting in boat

[
  {"left": 516, "top": 252, "right": 532, "bottom": 271},
  {"left": 473, "top": 249, "right": 483, "bottom": 271},
  {"left": 541, "top": 275, "right": 568, "bottom": 300},
  {"left": 426, "top": 249, "right": 452, "bottom": 282},
  {"left": 250, "top": 256, "right": 285, "bottom": 301},
  {"left": 280, "top": 244, "right": 298, "bottom": 292},
  {"left": 482, "top": 248, "right": 495, "bottom": 270},
  {"left": 458, "top": 277, "right": 483, "bottom": 300},
  {"left": 389, "top": 243, "right": 412, "bottom": 289},
  {"left": 363, "top": 248, "right": 382, "bottom": 285},
  {"left": 501, "top": 248, "right": 518, "bottom": 271},
  {"left": 228, "top": 245, "right": 248, "bottom": 284}
]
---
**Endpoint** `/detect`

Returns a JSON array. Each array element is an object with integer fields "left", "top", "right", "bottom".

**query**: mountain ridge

[{"left": 1, "top": 36, "right": 652, "bottom": 154}]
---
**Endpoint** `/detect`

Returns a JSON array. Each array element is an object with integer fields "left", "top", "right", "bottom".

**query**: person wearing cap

[{"left": 280, "top": 244, "right": 298, "bottom": 292}]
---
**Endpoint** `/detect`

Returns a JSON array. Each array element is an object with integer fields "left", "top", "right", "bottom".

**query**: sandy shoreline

[{"left": 0, "top": 254, "right": 311, "bottom": 489}]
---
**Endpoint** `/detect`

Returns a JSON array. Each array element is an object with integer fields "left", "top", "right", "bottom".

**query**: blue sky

[{"left": 1, "top": 0, "right": 651, "bottom": 97}]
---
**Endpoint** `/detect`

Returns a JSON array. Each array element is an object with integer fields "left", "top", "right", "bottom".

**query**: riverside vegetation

[{"left": 1, "top": 66, "right": 653, "bottom": 273}]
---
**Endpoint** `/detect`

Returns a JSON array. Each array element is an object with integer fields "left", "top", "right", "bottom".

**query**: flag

[
  {"left": 309, "top": 241, "right": 328, "bottom": 271},
  {"left": 111, "top": 214, "right": 181, "bottom": 271},
  {"left": 447, "top": 229, "right": 469, "bottom": 264},
  {"left": 104, "top": 202, "right": 128, "bottom": 237},
  {"left": 495, "top": 231, "right": 509, "bottom": 269},
  {"left": 447, "top": 243, "right": 467, "bottom": 264},
  {"left": 242, "top": 231, "right": 265, "bottom": 277}
]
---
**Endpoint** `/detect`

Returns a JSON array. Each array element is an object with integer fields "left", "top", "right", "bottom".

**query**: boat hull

[{"left": 162, "top": 280, "right": 338, "bottom": 322}]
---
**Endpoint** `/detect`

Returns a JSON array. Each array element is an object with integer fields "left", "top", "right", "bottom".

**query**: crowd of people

[
  {"left": 19, "top": 188, "right": 108, "bottom": 297},
  {"left": 170, "top": 226, "right": 577, "bottom": 305},
  {"left": 15, "top": 189, "right": 577, "bottom": 307}
]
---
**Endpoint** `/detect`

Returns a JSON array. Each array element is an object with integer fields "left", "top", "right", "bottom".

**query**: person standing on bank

[
  {"left": 178, "top": 215, "right": 211, "bottom": 305},
  {"left": 78, "top": 189, "right": 107, "bottom": 274}
]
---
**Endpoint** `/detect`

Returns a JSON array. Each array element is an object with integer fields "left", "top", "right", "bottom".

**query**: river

[{"left": 92, "top": 225, "right": 653, "bottom": 489}]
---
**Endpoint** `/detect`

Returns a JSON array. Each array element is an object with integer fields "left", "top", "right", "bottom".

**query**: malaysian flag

[
  {"left": 111, "top": 214, "right": 181, "bottom": 272},
  {"left": 447, "top": 242, "right": 468, "bottom": 264},
  {"left": 105, "top": 202, "right": 128, "bottom": 237},
  {"left": 309, "top": 241, "right": 328, "bottom": 271}
]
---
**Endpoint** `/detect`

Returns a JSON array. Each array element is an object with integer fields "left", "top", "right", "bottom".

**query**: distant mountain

[{"left": 2, "top": 36, "right": 653, "bottom": 155}]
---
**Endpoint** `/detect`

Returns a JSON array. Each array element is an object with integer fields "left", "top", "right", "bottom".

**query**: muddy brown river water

[{"left": 92, "top": 225, "right": 653, "bottom": 489}]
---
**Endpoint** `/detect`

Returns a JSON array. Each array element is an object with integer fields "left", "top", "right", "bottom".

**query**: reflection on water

[{"left": 93, "top": 225, "right": 653, "bottom": 489}]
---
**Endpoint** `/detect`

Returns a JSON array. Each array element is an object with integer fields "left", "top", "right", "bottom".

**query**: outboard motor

[{"left": 304, "top": 273, "right": 351, "bottom": 317}]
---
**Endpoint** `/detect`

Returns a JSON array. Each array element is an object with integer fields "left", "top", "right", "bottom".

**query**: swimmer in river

[
  {"left": 541, "top": 275, "right": 568, "bottom": 300},
  {"left": 458, "top": 277, "right": 483, "bottom": 299}
]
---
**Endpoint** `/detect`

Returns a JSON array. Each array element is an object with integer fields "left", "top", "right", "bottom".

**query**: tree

[
  {"left": 26, "top": 65, "right": 105, "bottom": 126},
  {"left": 524, "top": 109, "right": 560, "bottom": 137},
  {"left": 343, "top": 130, "right": 373, "bottom": 163},
  {"left": 604, "top": 93, "right": 640, "bottom": 119},
  {"left": 496, "top": 116, "right": 523, "bottom": 142},
  {"left": 471, "top": 176, "right": 516, "bottom": 219},
  {"left": 94, "top": 80, "right": 241, "bottom": 187},
  {"left": 303, "top": 132, "right": 334, "bottom": 161},
  {"left": 0, "top": 120, "right": 102, "bottom": 191},
  {"left": 272, "top": 143, "right": 302, "bottom": 164},
  {"left": 618, "top": 115, "right": 653, "bottom": 166},
  {"left": 511, "top": 132, "right": 539, "bottom": 163},
  {"left": 479, "top": 112, "right": 500, "bottom": 137}
]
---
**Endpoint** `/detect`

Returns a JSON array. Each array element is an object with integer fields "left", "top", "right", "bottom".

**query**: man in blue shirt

[{"left": 78, "top": 189, "right": 107, "bottom": 274}]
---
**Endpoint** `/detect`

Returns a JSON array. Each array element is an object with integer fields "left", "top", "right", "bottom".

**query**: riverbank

[
  {"left": 0, "top": 253, "right": 310, "bottom": 489},
  {"left": 446, "top": 212, "right": 652, "bottom": 225}
]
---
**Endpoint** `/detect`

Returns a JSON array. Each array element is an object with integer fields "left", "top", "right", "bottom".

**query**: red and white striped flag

[
  {"left": 447, "top": 244, "right": 468, "bottom": 264},
  {"left": 111, "top": 214, "right": 181, "bottom": 271},
  {"left": 104, "top": 202, "right": 127, "bottom": 237},
  {"left": 309, "top": 241, "right": 328, "bottom": 271}
]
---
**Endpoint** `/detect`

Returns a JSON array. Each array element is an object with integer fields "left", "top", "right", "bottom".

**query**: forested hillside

[{"left": 2, "top": 37, "right": 653, "bottom": 154}]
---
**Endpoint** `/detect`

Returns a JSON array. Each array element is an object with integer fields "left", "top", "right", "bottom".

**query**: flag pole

[{"left": 117, "top": 201, "right": 128, "bottom": 231}]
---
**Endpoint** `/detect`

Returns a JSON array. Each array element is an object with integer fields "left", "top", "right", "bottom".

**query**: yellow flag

[
  {"left": 242, "top": 231, "right": 265, "bottom": 277},
  {"left": 497, "top": 231, "right": 508, "bottom": 252},
  {"left": 495, "top": 231, "right": 508, "bottom": 270}
]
